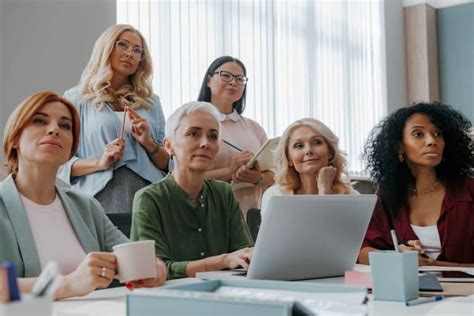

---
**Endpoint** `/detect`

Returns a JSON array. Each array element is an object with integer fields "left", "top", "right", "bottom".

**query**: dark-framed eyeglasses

[
  {"left": 115, "top": 40, "right": 145, "bottom": 61},
  {"left": 211, "top": 70, "right": 248, "bottom": 86}
]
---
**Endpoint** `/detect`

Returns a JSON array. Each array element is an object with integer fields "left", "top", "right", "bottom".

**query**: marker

[
  {"left": 390, "top": 229, "right": 399, "bottom": 252},
  {"left": 406, "top": 295, "right": 444, "bottom": 306},
  {"left": 3, "top": 261, "right": 20, "bottom": 301},
  {"left": 223, "top": 140, "right": 243, "bottom": 152},
  {"left": 32, "top": 261, "right": 59, "bottom": 297}
]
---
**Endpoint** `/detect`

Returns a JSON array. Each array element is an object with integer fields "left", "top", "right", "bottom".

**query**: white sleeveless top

[
  {"left": 22, "top": 194, "right": 86, "bottom": 275},
  {"left": 410, "top": 224, "right": 441, "bottom": 260}
]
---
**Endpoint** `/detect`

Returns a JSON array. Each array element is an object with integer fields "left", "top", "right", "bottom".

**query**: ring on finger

[{"left": 100, "top": 267, "right": 107, "bottom": 278}]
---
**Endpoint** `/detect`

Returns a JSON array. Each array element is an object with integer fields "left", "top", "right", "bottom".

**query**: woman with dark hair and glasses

[
  {"left": 197, "top": 56, "right": 274, "bottom": 217},
  {"left": 359, "top": 102, "right": 474, "bottom": 267},
  {"left": 58, "top": 24, "right": 169, "bottom": 215}
]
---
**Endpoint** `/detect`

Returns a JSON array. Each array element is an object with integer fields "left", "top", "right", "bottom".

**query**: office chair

[
  {"left": 106, "top": 213, "right": 132, "bottom": 238},
  {"left": 351, "top": 179, "right": 376, "bottom": 194},
  {"left": 246, "top": 208, "right": 261, "bottom": 242}
]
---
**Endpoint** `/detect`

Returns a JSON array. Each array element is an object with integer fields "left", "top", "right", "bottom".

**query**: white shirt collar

[{"left": 219, "top": 109, "right": 240, "bottom": 122}]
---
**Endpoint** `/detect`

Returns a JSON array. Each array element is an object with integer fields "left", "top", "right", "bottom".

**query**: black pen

[{"left": 223, "top": 140, "right": 243, "bottom": 152}]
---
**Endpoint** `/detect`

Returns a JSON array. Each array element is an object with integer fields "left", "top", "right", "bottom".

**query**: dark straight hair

[{"left": 197, "top": 56, "right": 247, "bottom": 114}]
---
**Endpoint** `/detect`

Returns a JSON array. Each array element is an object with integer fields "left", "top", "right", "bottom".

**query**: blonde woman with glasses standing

[
  {"left": 59, "top": 24, "right": 168, "bottom": 214},
  {"left": 197, "top": 56, "right": 274, "bottom": 218}
]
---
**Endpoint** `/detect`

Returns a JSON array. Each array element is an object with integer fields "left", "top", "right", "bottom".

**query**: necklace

[{"left": 413, "top": 181, "right": 442, "bottom": 196}]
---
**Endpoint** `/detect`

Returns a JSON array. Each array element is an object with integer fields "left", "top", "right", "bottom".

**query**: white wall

[
  {"left": 383, "top": 0, "right": 407, "bottom": 114},
  {"left": 0, "top": 0, "right": 116, "bottom": 169}
]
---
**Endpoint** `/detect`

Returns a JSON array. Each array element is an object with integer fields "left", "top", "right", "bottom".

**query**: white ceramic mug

[{"left": 113, "top": 240, "right": 157, "bottom": 283}]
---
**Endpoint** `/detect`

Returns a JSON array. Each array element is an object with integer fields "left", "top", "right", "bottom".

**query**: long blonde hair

[
  {"left": 274, "top": 118, "right": 352, "bottom": 194},
  {"left": 79, "top": 24, "right": 153, "bottom": 110}
]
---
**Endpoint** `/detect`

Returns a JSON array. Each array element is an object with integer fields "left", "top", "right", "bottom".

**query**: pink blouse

[{"left": 213, "top": 110, "right": 268, "bottom": 216}]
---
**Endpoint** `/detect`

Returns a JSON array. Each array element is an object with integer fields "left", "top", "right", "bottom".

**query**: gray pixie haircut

[{"left": 165, "top": 101, "right": 221, "bottom": 140}]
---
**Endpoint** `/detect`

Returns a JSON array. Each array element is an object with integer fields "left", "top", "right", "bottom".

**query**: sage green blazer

[{"left": 0, "top": 175, "right": 128, "bottom": 277}]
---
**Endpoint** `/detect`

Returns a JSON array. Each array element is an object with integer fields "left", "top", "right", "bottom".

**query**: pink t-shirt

[
  {"left": 213, "top": 110, "right": 268, "bottom": 216},
  {"left": 21, "top": 194, "right": 86, "bottom": 275}
]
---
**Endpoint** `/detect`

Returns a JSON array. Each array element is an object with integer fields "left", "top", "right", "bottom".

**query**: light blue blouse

[{"left": 58, "top": 86, "right": 167, "bottom": 197}]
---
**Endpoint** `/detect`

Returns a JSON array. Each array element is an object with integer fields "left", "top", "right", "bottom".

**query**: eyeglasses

[
  {"left": 115, "top": 40, "right": 145, "bottom": 61},
  {"left": 211, "top": 70, "right": 248, "bottom": 86}
]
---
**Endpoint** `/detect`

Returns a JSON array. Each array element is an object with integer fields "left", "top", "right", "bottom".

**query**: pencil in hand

[{"left": 119, "top": 106, "right": 129, "bottom": 140}]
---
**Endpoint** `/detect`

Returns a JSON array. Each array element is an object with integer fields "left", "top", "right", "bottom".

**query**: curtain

[{"left": 117, "top": 0, "right": 387, "bottom": 175}]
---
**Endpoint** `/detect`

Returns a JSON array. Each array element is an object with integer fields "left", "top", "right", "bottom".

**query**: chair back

[
  {"left": 107, "top": 213, "right": 132, "bottom": 238},
  {"left": 351, "top": 179, "right": 376, "bottom": 194},
  {"left": 246, "top": 208, "right": 261, "bottom": 242}
]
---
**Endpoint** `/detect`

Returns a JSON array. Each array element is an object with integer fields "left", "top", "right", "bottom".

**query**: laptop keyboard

[{"left": 232, "top": 271, "right": 248, "bottom": 277}]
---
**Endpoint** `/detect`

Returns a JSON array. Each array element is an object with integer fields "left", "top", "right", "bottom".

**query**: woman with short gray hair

[{"left": 131, "top": 101, "right": 254, "bottom": 280}]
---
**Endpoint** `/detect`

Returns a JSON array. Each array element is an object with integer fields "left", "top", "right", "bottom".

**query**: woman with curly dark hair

[{"left": 358, "top": 102, "right": 473, "bottom": 267}]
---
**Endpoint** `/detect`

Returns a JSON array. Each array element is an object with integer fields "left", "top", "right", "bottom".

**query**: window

[{"left": 117, "top": 0, "right": 386, "bottom": 175}]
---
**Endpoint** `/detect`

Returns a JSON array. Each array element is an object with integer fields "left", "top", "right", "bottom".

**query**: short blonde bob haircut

[
  {"left": 3, "top": 91, "right": 81, "bottom": 176},
  {"left": 79, "top": 24, "right": 153, "bottom": 110},
  {"left": 273, "top": 117, "right": 352, "bottom": 194}
]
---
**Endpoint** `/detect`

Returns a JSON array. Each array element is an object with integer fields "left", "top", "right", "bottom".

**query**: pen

[
  {"left": 414, "top": 249, "right": 431, "bottom": 259},
  {"left": 223, "top": 140, "right": 243, "bottom": 152},
  {"left": 391, "top": 230, "right": 430, "bottom": 258},
  {"left": 390, "top": 229, "right": 399, "bottom": 252},
  {"left": 406, "top": 295, "right": 444, "bottom": 306}
]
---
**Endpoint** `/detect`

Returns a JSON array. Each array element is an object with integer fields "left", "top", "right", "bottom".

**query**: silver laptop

[{"left": 198, "top": 194, "right": 376, "bottom": 281}]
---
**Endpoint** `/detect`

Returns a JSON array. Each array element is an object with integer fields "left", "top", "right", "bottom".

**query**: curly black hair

[{"left": 363, "top": 102, "right": 473, "bottom": 216}]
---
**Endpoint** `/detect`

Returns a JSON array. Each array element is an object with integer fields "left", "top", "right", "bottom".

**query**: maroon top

[{"left": 362, "top": 177, "right": 474, "bottom": 263}]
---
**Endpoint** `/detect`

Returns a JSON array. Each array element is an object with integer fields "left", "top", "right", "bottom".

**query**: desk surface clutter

[{"left": 51, "top": 265, "right": 474, "bottom": 316}]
